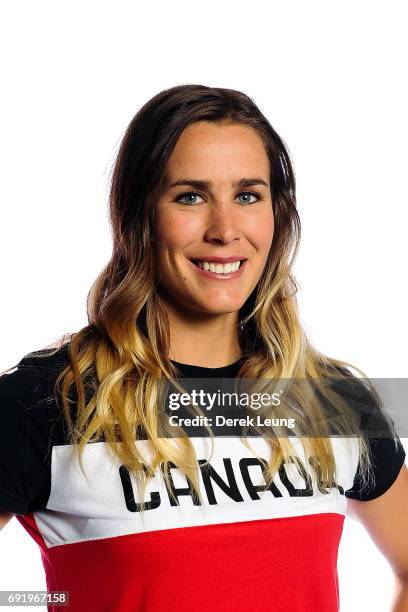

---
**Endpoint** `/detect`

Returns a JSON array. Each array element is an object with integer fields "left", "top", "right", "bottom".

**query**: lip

[
  {"left": 189, "top": 256, "right": 247, "bottom": 264},
  {"left": 188, "top": 258, "right": 247, "bottom": 280}
]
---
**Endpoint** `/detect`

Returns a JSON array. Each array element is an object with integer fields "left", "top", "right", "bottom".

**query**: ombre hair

[{"left": 14, "top": 84, "right": 386, "bottom": 503}]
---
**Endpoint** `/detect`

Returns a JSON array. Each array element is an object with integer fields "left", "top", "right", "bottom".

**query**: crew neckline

[{"left": 170, "top": 357, "right": 243, "bottom": 377}]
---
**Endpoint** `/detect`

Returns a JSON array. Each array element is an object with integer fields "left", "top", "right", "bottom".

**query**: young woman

[{"left": 1, "top": 84, "right": 407, "bottom": 612}]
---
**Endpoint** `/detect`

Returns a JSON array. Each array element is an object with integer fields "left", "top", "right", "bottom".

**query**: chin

[{"left": 194, "top": 302, "right": 244, "bottom": 316}]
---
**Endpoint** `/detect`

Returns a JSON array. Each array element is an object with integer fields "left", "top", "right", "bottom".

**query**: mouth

[{"left": 189, "top": 258, "right": 248, "bottom": 279}]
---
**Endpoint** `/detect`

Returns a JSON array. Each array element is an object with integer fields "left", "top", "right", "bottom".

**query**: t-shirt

[{"left": 0, "top": 343, "right": 405, "bottom": 612}]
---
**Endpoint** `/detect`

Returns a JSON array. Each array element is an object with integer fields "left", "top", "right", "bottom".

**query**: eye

[
  {"left": 236, "top": 191, "right": 261, "bottom": 205},
  {"left": 176, "top": 191, "right": 205, "bottom": 205}
]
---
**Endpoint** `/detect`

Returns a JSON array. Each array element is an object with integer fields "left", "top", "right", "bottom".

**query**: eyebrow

[{"left": 167, "top": 177, "right": 269, "bottom": 190}]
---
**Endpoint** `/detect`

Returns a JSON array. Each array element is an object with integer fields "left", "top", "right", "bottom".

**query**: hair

[{"left": 7, "top": 84, "right": 391, "bottom": 505}]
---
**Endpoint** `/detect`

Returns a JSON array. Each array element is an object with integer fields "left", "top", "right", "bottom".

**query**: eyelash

[{"left": 175, "top": 191, "right": 262, "bottom": 206}]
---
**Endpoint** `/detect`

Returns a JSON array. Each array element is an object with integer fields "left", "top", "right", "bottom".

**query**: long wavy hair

[{"left": 11, "top": 84, "right": 386, "bottom": 504}]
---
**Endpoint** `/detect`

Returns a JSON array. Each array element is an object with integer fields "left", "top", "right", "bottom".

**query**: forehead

[{"left": 165, "top": 121, "right": 270, "bottom": 179}]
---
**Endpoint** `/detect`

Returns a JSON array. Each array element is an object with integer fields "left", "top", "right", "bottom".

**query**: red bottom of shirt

[{"left": 18, "top": 512, "right": 344, "bottom": 612}]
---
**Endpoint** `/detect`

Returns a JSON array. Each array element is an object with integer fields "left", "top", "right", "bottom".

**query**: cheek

[
  {"left": 155, "top": 210, "right": 201, "bottom": 257},
  {"left": 247, "top": 208, "right": 274, "bottom": 251}
]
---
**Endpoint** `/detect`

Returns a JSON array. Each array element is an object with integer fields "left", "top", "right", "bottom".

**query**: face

[{"left": 153, "top": 121, "right": 274, "bottom": 320}]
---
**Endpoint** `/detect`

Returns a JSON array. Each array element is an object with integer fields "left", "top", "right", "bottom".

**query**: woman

[{"left": 1, "top": 84, "right": 407, "bottom": 612}]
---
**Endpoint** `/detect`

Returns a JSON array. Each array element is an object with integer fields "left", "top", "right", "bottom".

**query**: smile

[{"left": 189, "top": 259, "right": 247, "bottom": 279}]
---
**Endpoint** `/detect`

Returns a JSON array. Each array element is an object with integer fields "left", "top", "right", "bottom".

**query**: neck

[{"left": 162, "top": 299, "right": 242, "bottom": 368}]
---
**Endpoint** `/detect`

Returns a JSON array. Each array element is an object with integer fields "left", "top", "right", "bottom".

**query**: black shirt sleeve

[
  {"left": 0, "top": 352, "right": 63, "bottom": 515},
  {"left": 343, "top": 381, "right": 406, "bottom": 501}
]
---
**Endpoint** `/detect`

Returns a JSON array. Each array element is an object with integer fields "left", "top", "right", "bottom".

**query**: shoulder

[
  {"left": 2, "top": 341, "right": 71, "bottom": 379},
  {"left": 0, "top": 341, "right": 72, "bottom": 422},
  {"left": 321, "top": 364, "right": 406, "bottom": 500},
  {"left": 14, "top": 341, "right": 72, "bottom": 377}
]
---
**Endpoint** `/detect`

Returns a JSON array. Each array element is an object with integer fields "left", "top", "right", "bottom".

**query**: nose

[{"left": 203, "top": 202, "right": 241, "bottom": 245}]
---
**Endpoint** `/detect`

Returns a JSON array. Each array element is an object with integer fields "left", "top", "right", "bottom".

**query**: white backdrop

[{"left": 1, "top": 1, "right": 407, "bottom": 611}]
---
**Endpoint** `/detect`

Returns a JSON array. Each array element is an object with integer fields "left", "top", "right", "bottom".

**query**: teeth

[{"left": 196, "top": 260, "right": 242, "bottom": 273}]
